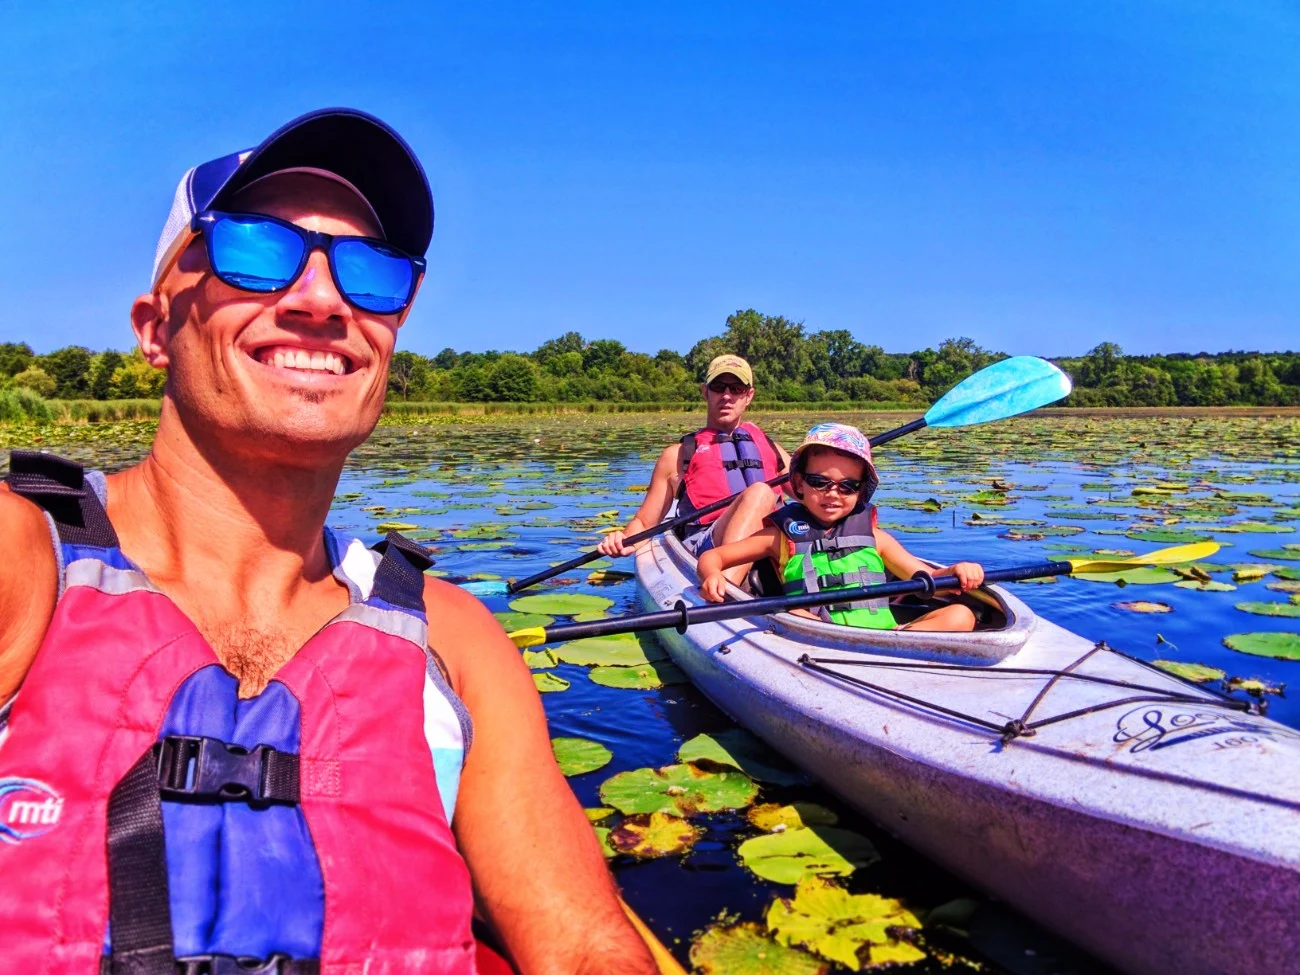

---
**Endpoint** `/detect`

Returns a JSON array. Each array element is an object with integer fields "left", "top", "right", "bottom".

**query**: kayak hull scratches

[{"left": 636, "top": 531, "right": 1300, "bottom": 975}]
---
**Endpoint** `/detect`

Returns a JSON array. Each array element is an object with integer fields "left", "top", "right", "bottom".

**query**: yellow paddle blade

[
  {"left": 507, "top": 626, "right": 549, "bottom": 649},
  {"left": 1066, "top": 541, "right": 1219, "bottom": 574},
  {"left": 620, "top": 897, "right": 688, "bottom": 975}
]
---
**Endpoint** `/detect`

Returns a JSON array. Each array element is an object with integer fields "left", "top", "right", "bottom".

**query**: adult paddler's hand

[{"left": 596, "top": 530, "right": 636, "bottom": 558}]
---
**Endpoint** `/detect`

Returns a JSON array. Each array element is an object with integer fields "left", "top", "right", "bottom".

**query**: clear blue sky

[{"left": 1, "top": 1, "right": 1296, "bottom": 358}]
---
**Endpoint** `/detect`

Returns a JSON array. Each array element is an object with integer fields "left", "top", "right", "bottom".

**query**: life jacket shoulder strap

[
  {"left": 370, "top": 531, "right": 435, "bottom": 613},
  {"left": 4, "top": 450, "right": 119, "bottom": 548}
]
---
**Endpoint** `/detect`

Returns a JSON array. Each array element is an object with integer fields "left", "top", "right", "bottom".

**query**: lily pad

[
  {"left": 494, "top": 611, "right": 555, "bottom": 631},
  {"left": 1174, "top": 580, "right": 1237, "bottom": 592},
  {"left": 1274, "top": 567, "right": 1300, "bottom": 581},
  {"left": 608, "top": 811, "right": 702, "bottom": 858},
  {"left": 1266, "top": 580, "right": 1300, "bottom": 594},
  {"left": 589, "top": 661, "right": 690, "bottom": 688},
  {"left": 1126, "top": 529, "right": 1211, "bottom": 544},
  {"left": 678, "top": 730, "right": 811, "bottom": 786},
  {"left": 551, "top": 736, "right": 613, "bottom": 776},
  {"left": 592, "top": 825, "right": 615, "bottom": 859},
  {"left": 748, "top": 803, "right": 840, "bottom": 832},
  {"left": 1247, "top": 549, "right": 1300, "bottom": 561},
  {"left": 554, "top": 633, "right": 666, "bottom": 667},
  {"left": 1234, "top": 601, "right": 1300, "bottom": 618},
  {"left": 584, "top": 806, "right": 615, "bottom": 822},
  {"left": 373, "top": 521, "right": 420, "bottom": 532},
  {"left": 599, "top": 763, "right": 758, "bottom": 817},
  {"left": 1220, "top": 521, "right": 1294, "bottom": 533},
  {"left": 1223, "top": 632, "right": 1300, "bottom": 660},
  {"left": 690, "top": 923, "right": 829, "bottom": 975},
  {"left": 532, "top": 672, "right": 571, "bottom": 693},
  {"left": 1113, "top": 601, "right": 1172, "bottom": 613},
  {"left": 737, "top": 827, "right": 880, "bottom": 884},
  {"left": 523, "top": 649, "right": 558, "bottom": 669},
  {"left": 508, "top": 593, "right": 614, "bottom": 616},
  {"left": 767, "top": 878, "right": 926, "bottom": 969},
  {"left": 587, "top": 569, "right": 635, "bottom": 584},
  {"left": 1075, "top": 568, "right": 1180, "bottom": 585},
  {"left": 1152, "top": 660, "right": 1227, "bottom": 682}
]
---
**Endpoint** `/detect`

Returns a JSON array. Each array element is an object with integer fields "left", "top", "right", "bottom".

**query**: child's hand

[
  {"left": 699, "top": 572, "right": 729, "bottom": 603},
  {"left": 949, "top": 562, "right": 985, "bottom": 591},
  {"left": 596, "top": 531, "right": 634, "bottom": 557}
]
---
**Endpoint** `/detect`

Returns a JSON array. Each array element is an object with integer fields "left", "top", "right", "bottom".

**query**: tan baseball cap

[{"left": 705, "top": 354, "right": 754, "bottom": 387}]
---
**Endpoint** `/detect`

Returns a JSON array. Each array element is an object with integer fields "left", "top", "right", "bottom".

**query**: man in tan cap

[{"left": 598, "top": 354, "right": 791, "bottom": 586}]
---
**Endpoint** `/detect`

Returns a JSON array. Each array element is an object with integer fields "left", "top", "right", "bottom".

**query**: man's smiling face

[{"left": 139, "top": 171, "right": 415, "bottom": 467}]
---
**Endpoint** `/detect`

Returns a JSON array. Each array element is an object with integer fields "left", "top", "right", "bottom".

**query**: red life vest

[
  {"left": 0, "top": 452, "right": 479, "bottom": 974},
  {"left": 676, "top": 422, "right": 783, "bottom": 534}
]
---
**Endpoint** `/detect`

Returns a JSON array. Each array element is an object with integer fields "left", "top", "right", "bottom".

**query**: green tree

[
  {"left": 11, "top": 365, "right": 56, "bottom": 397},
  {"left": 38, "top": 346, "right": 93, "bottom": 398},
  {"left": 582, "top": 339, "right": 627, "bottom": 375},
  {"left": 90, "top": 351, "right": 125, "bottom": 400},
  {"left": 486, "top": 354, "right": 540, "bottom": 401},
  {"left": 534, "top": 332, "right": 586, "bottom": 364},
  {"left": 0, "top": 342, "right": 34, "bottom": 378},
  {"left": 388, "top": 351, "right": 430, "bottom": 400}
]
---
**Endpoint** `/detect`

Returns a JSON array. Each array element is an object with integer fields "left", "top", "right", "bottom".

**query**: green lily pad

[
  {"left": 572, "top": 610, "right": 610, "bottom": 622},
  {"left": 551, "top": 736, "right": 613, "bottom": 776},
  {"left": 1126, "top": 529, "right": 1211, "bottom": 543},
  {"left": 690, "top": 923, "right": 829, "bottom": 975},
  {"left": 589, "top": 661, "right": 690, "bottom": 688},
  {"left": 523, "top": 649, "right": 558, "bottom": 669},
  {"left": 494, "top": 611, "right": 555, "bottom": 631},
  {"left": 1266, "top": 580, "right": 1300, "bottom": 594},
  {"left": 1152, "top": 660, "right": 1227, "bottom": 682},
  {"left": 554, "top": 633, "right": 666, "bottom": 667},
  {"left": 748, "top": 803, "right": 839, "bottom": 832},
  {"left": 373, "top": 521, "right": 419, "bottom": 532},
  {"left": 677, "top": 730, "right": 810, "bottom": 786},
  {"left": 1274, "top": 567, "right": 1300, "bottom": 581},
  {"left": 608, "top": 811, "right": 702, "bottom": 858},
  {"left": 1174, "top": 580, "right": 1237, "bottom": 592},
  {"left": 1234, "top": 601, "right": 1300, "bottom": 618},
  {"left": 508, "top": 593, "right": 614, "bottom": 616},
  {"left": 1224, "top": 632, "right": 1300, "bottom": 660},
  {"left": 592, "top": 825, "right": 615, "bottom": 859},
  {"left": 738, "top": 827, "right": 880, "bottom": 884},
  {"left": 599, "top": 763, "right": 758, "bottom": 817},
  {"left": 1219, "top": 521, "right": 1294, "bottom": 533},
  {"left": 1113, "top": 601, "right": 1172, "bottom": 613},
  {"left": 1075, "top": 568, "right": 1180, "bottom": 585},
  {"left": 1248, "top": 549, "right": 1300, "bottom": 561},
  {"left": 532, "top": 672, "right": 571, "bottom": 693},
  {"left": 767, "top": 878, "right": 926, "bottom": 969}
]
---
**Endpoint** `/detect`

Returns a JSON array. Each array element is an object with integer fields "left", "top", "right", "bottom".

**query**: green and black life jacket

[{"left": 767, "top": 502, "right": 897, "bottom": 630}]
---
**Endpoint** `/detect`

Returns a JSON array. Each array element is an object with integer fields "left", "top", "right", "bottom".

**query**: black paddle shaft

[
  {"left": 506, "top": 418, "right": 932, "bottom": 595},
  {"left": 534, "top": 561, "right": 1072, "bottom": 644}
]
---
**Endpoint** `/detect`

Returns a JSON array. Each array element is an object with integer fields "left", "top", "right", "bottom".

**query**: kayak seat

[{"left": 747, "top": 558, "right": 785, "bottom": 597}]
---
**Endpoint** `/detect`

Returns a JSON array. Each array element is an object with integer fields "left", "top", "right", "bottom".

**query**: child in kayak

[{"left": 697, "top": 422, "right": 984, "bottom": 631}]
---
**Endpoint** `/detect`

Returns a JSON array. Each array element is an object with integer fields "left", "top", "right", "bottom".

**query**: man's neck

[
  {"left": 707, "top": 414, "right": 744, "bottom": 433},
  {"left": 108, "top": 409, "right": 344, "bottom": 594}
]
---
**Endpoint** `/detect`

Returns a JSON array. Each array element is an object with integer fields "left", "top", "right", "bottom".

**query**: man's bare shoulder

[
  {"left": 0, "top": 487, "right": 59, "bottom": 703},
  {"left": 420, "top": 576, "right": 521, "bottom": 692}
]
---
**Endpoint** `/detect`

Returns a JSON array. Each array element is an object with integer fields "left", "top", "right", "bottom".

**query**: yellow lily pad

[
  {"left": 767, "top": 878, "right": 925, "bottom": 970},
  {"left": 609, "top": 811, "right": 702, "bottom": 858}
]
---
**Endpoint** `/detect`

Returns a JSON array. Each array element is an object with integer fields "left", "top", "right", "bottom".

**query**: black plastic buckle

[
  {"left": 158, "top": 736, "right": 274, "bottom": 803},
  {"left": 176, "top": 954, "right": 294, "bottom": 975}
]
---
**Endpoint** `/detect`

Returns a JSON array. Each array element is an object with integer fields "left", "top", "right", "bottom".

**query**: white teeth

[{"left": 258, "top": 347, "right": 348, "bottom": 375}]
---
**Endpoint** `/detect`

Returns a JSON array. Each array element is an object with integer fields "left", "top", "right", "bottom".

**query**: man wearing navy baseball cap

[{"left": 0, "top": 109, "right": 656, "bottom": 974}]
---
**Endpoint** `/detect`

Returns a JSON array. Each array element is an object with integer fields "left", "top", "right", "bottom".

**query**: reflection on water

[{"left": 7, "top": 409, "right": 1298, "bottom": 972}]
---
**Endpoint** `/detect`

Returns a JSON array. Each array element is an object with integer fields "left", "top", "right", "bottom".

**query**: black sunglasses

[
  {"left": 707, "top": 380, "right": 751, "bottom": 395},
  {"left": 801, "top": 472, "right": 865, "bottom": 496}
]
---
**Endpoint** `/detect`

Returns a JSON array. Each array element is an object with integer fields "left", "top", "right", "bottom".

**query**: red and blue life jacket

[
  {"left": 674, "top": 422, "right": 783, "bottom": 536},
  {"left": 0, "top": 451, "right": 480, "bottom": 975}
]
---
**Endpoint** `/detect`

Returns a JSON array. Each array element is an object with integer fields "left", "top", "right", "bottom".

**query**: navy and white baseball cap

[{"left": 151, "top": 107, "right": 433, "bottom": 287}]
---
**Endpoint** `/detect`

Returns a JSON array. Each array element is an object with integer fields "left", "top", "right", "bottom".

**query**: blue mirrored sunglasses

[{"left": 190, "top": 210, "right": 425, "bottom": 315}]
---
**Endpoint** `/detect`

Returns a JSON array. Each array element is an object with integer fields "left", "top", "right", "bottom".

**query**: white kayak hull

[{"left": 636, "top": 532, "right": 1300, "bottom": 975}]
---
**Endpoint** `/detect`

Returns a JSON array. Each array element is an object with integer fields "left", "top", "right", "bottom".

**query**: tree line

[{"left": 3, "top": 310, "right": 1298, "bottom": 407}]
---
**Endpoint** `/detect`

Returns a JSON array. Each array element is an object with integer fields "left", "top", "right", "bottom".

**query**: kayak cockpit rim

[{"left": 653, "top": 526, "right": 1037, "bottom": 664}]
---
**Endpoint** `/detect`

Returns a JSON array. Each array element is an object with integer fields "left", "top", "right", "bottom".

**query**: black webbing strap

[
  {"left": 5, "top": 449, "right": 120, "bottom": 548},
  {"left": 105, "top": 750, "right": 175, "bottom": 975},
  {"left": 370, "top": 531, "right": 433, "bottom": 612},
  {"left": 157, "top": 737, "right": 300, "bottom": 805}
]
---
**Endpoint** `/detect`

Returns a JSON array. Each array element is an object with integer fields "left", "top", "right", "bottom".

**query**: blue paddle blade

[
  {"left": 459, "top": 580, "right": 509, "bottom": 597},
  {"left": 923, "top": 356, "right": 1072, "bottom": 429}
]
